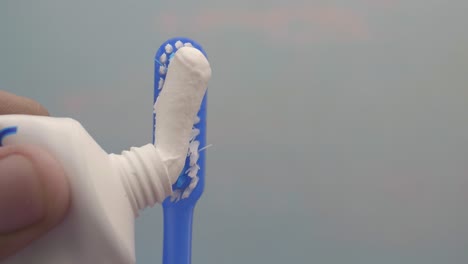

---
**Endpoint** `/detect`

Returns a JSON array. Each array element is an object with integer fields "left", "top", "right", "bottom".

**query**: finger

[
  {"left": 0, "top": 91, "right": 49, "bottom": 116},
  {"left": 0, "top": 145, "right": 70, "bottom": 260}
]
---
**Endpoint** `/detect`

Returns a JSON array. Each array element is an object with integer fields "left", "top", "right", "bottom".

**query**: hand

[{"left": 0, "top": 91, "right": 70, "bottom": 261}]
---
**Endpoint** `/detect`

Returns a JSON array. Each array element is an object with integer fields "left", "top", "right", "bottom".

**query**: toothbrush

[{"left": 153, "top": 37, "right": 209, "bottom": 264}]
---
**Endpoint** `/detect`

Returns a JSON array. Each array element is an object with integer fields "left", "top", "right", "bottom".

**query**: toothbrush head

[{"left": 153, "top": 37, "right": 208, "bottom": 207}]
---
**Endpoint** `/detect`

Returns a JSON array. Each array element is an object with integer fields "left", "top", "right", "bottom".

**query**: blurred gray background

[{"left": 1, "top": 1, "right": 468, "bottom": 263}]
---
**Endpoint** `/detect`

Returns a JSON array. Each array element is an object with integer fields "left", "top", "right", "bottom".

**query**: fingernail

[{"left": 0, "top": 154, "right": 45, "bottom": 234}]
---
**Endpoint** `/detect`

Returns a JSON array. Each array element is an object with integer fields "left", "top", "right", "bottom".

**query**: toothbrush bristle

[
  {"left": 164, "top": 43, "right": 173, "bottom": 54},
  {"left": 158, "top": 77, "right": 164, "bottom": 90},
  {"left": 194, "top": 115, "right": 200, "bottom": 125},
  {"left": 175, "top": 40, "right": 184, "bottom": 49},
  {"left": 156, "top": 39, "right": 207, "bottom": 203},
  {"left": 160, "top": 53, "right": 167, "bottom": 64},
  {"left": 189, "top": 128, "right": 200, "bottom": 143},
  {"left": 159, "top": 65, "right": 167, "bottom": 75}
]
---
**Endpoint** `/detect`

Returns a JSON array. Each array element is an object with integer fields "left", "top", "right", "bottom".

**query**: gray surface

[{"left": 2, "top": 1, "right": 468, "bottom": 263}]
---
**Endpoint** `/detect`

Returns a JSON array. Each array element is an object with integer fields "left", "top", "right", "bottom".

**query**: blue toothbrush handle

[
  {"left": 162, "top": 205, "right": 195, "bottom": 264},
  {"left": 155, "top": 37, "right": 208, "bottom": 264}
]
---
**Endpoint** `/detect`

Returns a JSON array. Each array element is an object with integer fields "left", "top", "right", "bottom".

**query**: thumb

[{"left": 0, "top": 145, "right": 70, "bottom": 260}]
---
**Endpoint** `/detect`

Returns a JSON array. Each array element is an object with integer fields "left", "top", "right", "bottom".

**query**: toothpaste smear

[
  {"left": 170, "top": 114, "right": 202, "bottom": 202},
  {"left": 157, "top": 40, "right": 209, "bottom": 202}
]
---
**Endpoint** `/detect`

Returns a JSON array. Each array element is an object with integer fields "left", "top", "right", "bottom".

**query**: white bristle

[
  {"left": 189, "top": 128, "right": 200, "bottom": 141},
  {"left": 198, "top": 144, "right": 212, "bottom": 152},
  {"left": 189, "top": 140, "right": 200, "bottom": 153},
  {"left": 185, "top": 164, "right": 200, "bottom": 178},
  {"left": 194, "top": 115, "right": 200, "bottom": 124},
  {"left": 181, "top": 177, "right": 199, "bottom": 199},
  {"left": 160, "top": 53, "right": 167, "bottom": 64},
  {"left": 189, "top": 152, "right": 199, "bottom": 167},
  {"left": 159, "top": 65, "right": 167, "bottom": 75},
  {"left": 153, "top": 101, "right": 157, "bottom": 114},
  {"left": 189, "top": 141, "right": 200, "bottom": 164},
  {"left": 181, "top": 190, "right": 190, "bottom": 199},
  {"left": 175, "top": 40, "right": 183, "bottom": 49},
  {"left": 170, "top": 189, "right": 182, "bottom": 202},
  {"left": 165, "top": 44, "right": 173, "bottom": 54},
  {"left": 188, "top": 176, "right": 199, "bottom": 189},
  {"left": 184, "top": 42, "right": 193, "bottom": 47},
  {"left": 158, "top": 78, "right": 164, "bottom": 90}
]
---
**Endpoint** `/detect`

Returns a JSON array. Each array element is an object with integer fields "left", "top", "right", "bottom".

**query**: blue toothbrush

[{"left": 153, "top": 37, "right": 208, "bottom": 264}]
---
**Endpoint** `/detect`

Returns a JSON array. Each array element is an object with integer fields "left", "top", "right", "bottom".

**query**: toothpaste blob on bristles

[{"left": 154, "top": 45, "right": 211, "bottom": 202}]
